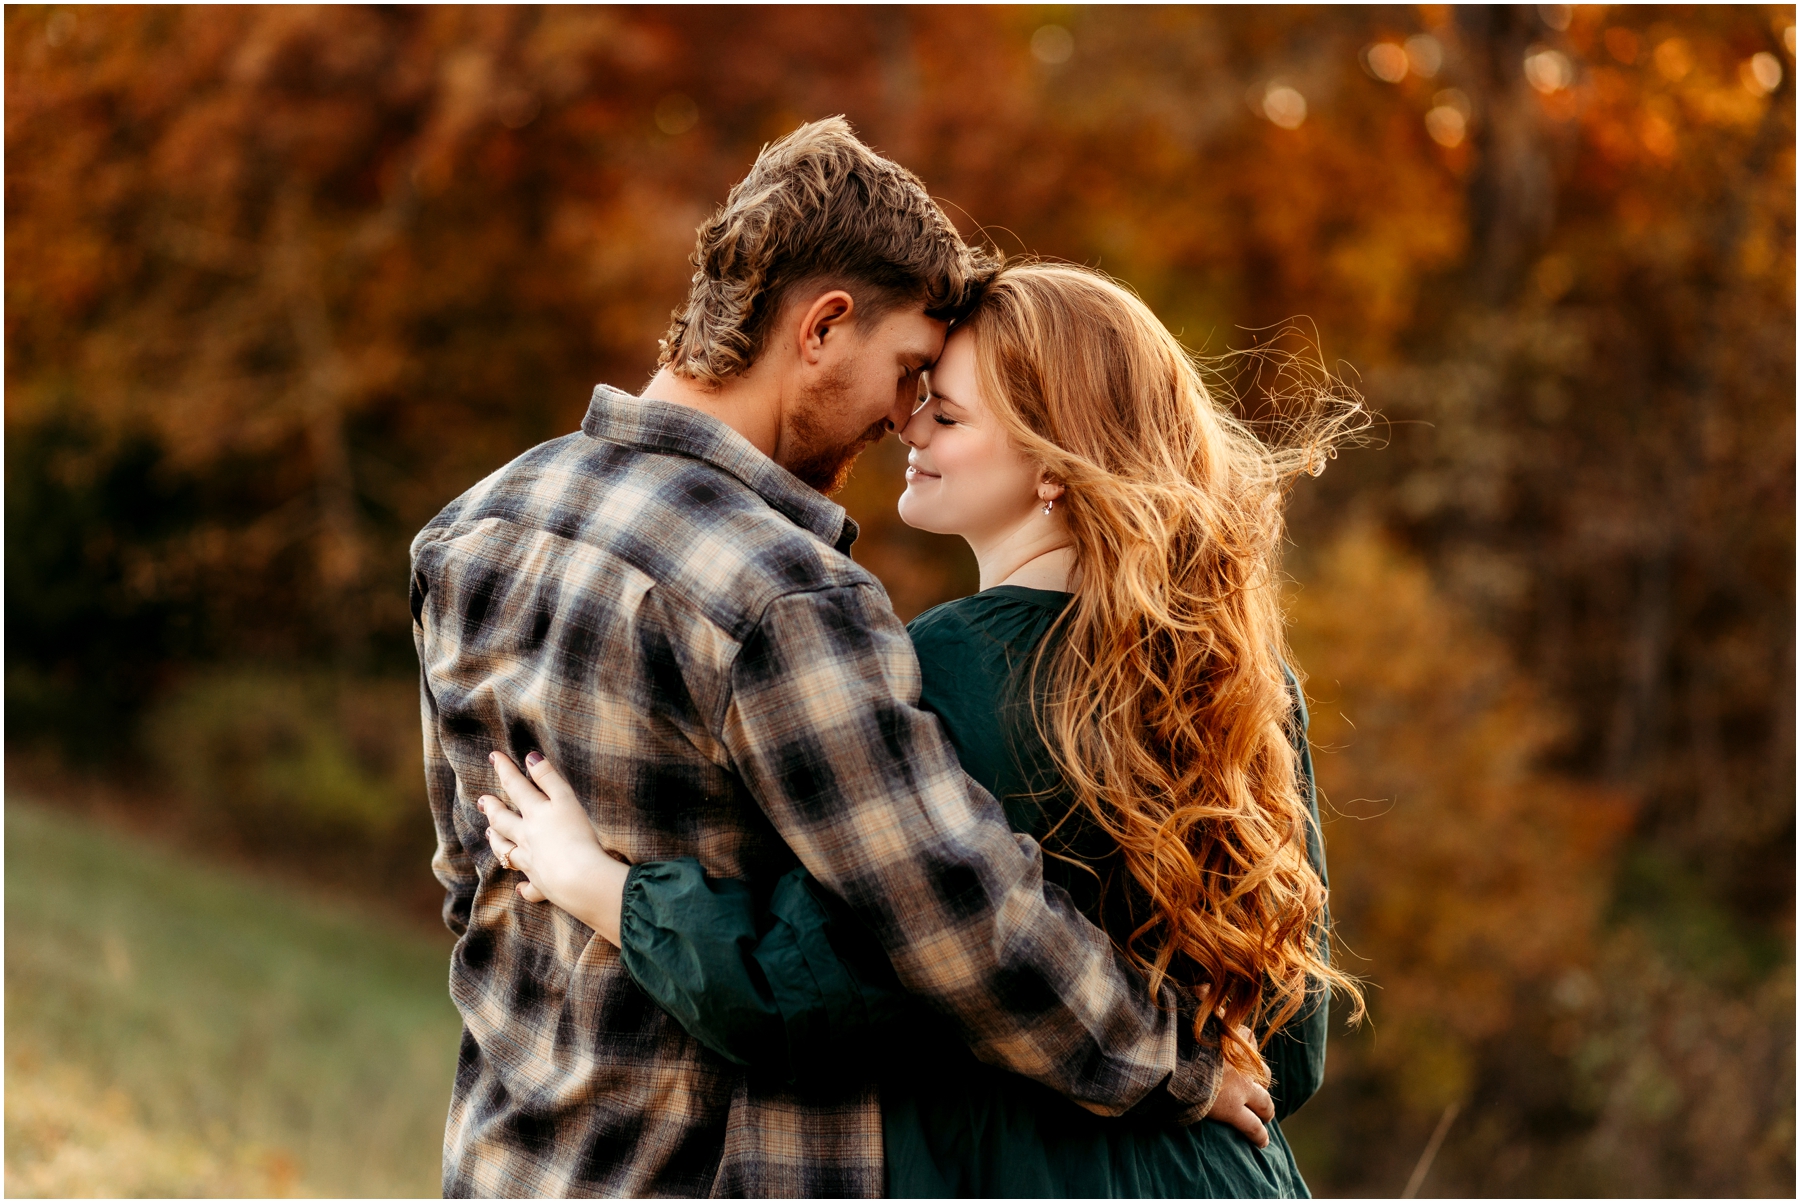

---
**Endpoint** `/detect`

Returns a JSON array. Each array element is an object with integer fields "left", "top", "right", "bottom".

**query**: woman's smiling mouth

[{"left": 905, "top": 460, "right": 941, "bottom": 482}]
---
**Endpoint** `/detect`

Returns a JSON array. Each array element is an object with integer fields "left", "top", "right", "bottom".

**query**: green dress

[{"left": 617, "top": 586, "right": 1329, "bottom": 1198}]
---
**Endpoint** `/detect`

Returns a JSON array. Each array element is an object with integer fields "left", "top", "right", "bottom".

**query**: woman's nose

[{"left": 898, "top": 407, "right": 932, "bottom": 448}]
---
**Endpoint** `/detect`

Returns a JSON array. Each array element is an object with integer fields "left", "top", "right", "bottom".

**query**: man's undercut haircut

[{"left": 658, "top": 116, "right": 995, "bottom": 385}]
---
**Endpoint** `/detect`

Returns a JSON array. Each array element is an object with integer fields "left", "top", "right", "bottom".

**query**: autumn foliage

[{"left": 6, "top": 5, "right": 1793, "bottom": 1195}]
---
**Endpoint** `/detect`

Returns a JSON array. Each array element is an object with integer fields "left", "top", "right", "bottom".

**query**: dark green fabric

[
  {"left": 881, "top": 1072, "right": 1307, "bottom": 1199},
  {"left": 618, "top": 585, "right": 1330, "bottom": 1198},
  {"left": 619, "top": 861, "right": 912, "bottom": 1083},
  {"left": 616, "top": 864, "right": 783, "bottom": 1068},
  {"left": 1266, "top": 663, "right": 1329, "bottom": 1125}
]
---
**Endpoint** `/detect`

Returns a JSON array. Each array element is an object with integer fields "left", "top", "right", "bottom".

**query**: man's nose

[
  {"left": 886, "top": 394, "right": 914, "bottom": 434},
  {"left": 897, "top": 407, "right": 930, "bottom": 448}
]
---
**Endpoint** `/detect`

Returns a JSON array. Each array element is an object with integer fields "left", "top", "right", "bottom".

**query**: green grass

[{"left": 5, "top": 801, "right": 461, "bottom": 1197}]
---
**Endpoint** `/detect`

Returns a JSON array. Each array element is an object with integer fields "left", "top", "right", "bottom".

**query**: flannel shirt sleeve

[
  {"left": 720, "top": 582, "right": 1223, "bottom": 1121},
  {"left": 416, "top": 619, "right": 475, "bottom": 938}
]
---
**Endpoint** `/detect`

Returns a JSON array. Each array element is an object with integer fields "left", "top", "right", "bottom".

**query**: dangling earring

[{"left": 1041, "top": 498, "right": 1055, "bottom": 515}]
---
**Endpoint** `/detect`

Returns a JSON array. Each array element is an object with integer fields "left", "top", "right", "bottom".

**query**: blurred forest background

[{"left": 5, "top": 4, "right": 1793, "bottom": 1197}]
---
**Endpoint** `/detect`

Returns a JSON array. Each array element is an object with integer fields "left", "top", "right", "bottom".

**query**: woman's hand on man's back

[
  {"left": 480, "top": 751, "right": 631, "bottom": 945},
  {"left": 1205, "top": 1028, "right": 1276, "bottom": 1148}
]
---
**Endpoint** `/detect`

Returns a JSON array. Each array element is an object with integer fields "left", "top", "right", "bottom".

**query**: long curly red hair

[{"left": 960, "top": 261, "right": 1367, "bottom": 1077}]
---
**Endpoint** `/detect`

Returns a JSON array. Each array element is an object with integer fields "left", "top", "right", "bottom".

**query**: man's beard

[{"left": 782, "top": 367, "right": 890, "bottom": 495}]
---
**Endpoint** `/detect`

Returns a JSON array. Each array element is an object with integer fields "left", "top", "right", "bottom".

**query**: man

[{"left": 410, "top": 117, "right": 1225, "bottom": 1197}]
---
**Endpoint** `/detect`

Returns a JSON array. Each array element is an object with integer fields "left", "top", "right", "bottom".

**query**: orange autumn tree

[{"left": 1287, "top": 529, "right": 1635, "bottom": 1189}]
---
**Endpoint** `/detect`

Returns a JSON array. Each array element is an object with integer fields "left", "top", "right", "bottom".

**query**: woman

[{"left": 481, "top": 262, "right": 1365, "bottom": 1197}]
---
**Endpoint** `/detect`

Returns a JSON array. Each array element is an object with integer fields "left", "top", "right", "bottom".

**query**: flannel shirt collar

[{"left": 581, "top": 384, "right": 859, "bottom": 555}]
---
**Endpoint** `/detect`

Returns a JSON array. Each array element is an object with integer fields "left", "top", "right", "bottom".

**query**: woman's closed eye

[{"left": 933, "top": 413, "right": 958, "bottom": 427}]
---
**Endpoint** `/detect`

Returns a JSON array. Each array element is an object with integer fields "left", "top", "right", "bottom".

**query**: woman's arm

[
  {"left": 1265, "top": 665, "right": 1331, "bottom": 1121},
  {"left": 1266, "top": 987, "right": 1328, "bottom": 1121},
  {"left": 482, "top": 751, "right": 1281, "bottom": 1144},
  {"left": 620, "top": 858, "right": 914, "bottom": 1082},
  {"left": 479, "top": 752, "right": 910, "bottom": 1085}
]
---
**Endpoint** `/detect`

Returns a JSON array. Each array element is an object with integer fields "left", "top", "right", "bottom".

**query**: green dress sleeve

[
  {"left": 1265, "top": 663, "right": 1330, "bottom": 1121},
  {"left": 617, "top": 858, "right": 909, "bottom": 1085}
]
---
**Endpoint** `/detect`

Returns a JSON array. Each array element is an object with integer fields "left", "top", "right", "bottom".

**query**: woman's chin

[{"left": 896, "top": 491, "right": 953, "bottom": 535}]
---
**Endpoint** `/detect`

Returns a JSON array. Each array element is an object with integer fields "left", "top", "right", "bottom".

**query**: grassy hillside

[{"left": 5, "top": 802, "right": 461, "bottom": 1197}]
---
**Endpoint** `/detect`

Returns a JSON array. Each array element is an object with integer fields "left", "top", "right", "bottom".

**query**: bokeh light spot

[
  {"left": 45, "top": 10, "right": 75, "bottom": 47},
  {"left": 1654, "top": 38, "right": 1692, "bottom": 81},
  {"left": 1538, "top": 5, "right": 1572, "bottom": 32},
  {"left": 1261, "top": 85, "right": 1308, "bottom": 129},
  {"left": 1524, "top": 46, "right": 1574, "bottom": 94},
  {"left": 1405, "top": 34, "right": 1444, "bottom": 79},
  {"left": 1425, "top": 106, "right": 1466, "bottom": 148},
  {"left": 1740, "top": 52, "right": 1783, "bottom": 96},
  {"left": 1031, "top": 25, "right": 1074, "bottom": 65},
  {"left": 1640, "top": 113, "right": 1677, "bottom": 157},
  {"left": 1434, "top": 88, "right": 1473, "bottom": 119},
  {"left": 1364, "top": 42, "right": 1409, "bottom": 83}
]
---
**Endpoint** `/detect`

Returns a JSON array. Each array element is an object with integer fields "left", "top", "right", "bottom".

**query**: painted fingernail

[
  {"left": 488, "top": 751, "right": 497, "bottom": 763},
  {"left": 526, "top": 751, "right": 545, "bottom": 768}
]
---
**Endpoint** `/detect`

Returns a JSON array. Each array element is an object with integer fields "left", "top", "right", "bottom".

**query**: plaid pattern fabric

[{"left": 410, "top": 385, "right": 1223, "bottom": 1198}]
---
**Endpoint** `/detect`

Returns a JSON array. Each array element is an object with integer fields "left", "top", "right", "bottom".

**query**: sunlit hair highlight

[
  {"left": 959, "top": 261, "right": 1369, "bottom": 1078},
  {"left": 658, "top": 116, "right": 993, "bottom": 384}
]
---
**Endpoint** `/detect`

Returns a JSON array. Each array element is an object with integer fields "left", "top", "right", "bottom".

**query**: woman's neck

[{"left": 974, "top": 541, "right": 1076, "bottom": 592}]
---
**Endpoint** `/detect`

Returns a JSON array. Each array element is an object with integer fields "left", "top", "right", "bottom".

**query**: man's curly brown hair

[{"left": 658, "top": 116, "right": 994, "bottom": 384}]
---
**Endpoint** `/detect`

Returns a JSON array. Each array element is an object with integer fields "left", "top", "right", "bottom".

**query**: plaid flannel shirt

[{"left": 410, "top": 385, "right": 1223, "bottom": 1198}]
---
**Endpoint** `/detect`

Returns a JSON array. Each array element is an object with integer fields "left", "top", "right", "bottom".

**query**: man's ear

[{"left": 796, "top": 290, "right": 855, "bottom": 365}]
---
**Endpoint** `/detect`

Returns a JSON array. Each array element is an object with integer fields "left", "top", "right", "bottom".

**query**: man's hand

[
  {"left": 1206, "top": 1030, "right": 1276, "bottom": 1147},
  {"left": 480, "top": 751, "right": 631, "bottom": 945}
]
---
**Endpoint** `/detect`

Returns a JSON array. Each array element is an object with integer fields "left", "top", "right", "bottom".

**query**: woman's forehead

[{"left": 927, "top": 330, "right": 980, "bottom": 388}]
